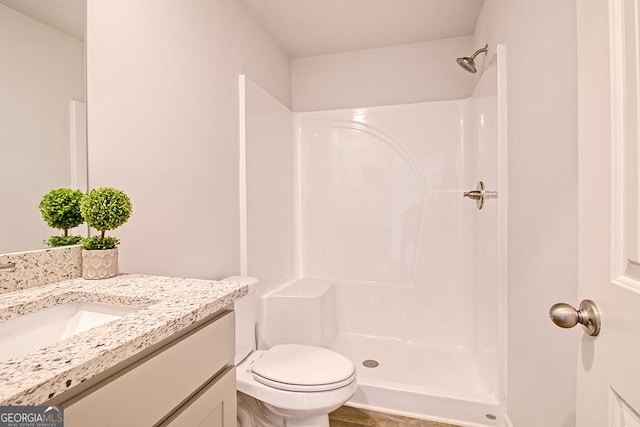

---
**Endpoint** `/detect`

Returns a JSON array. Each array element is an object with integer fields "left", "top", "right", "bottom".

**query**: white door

[{"left": 574, "top": 0, "right": 640, "bottom": 425}]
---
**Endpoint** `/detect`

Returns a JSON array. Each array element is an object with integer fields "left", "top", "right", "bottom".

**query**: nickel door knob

[{"left": 549, "top": 299, "right": 601, "bottom": 336}]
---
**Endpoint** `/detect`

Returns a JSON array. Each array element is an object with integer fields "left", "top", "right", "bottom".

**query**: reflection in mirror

[{"left": 0, "top": 0, "right": 86, "bottom": 254}]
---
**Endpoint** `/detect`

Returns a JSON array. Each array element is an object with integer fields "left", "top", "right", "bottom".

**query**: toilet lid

[{"left": 252, "top": 344, "right": 356, "bottom": 392}]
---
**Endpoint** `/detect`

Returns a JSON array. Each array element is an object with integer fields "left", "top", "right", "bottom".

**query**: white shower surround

[{"left": 241, "top": 45, "right": 506, "bottom": 427}]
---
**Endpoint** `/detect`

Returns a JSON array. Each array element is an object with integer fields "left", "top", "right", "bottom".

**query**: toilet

[{"left": 225, "top": 276, "right": 357, "bottom": 427}]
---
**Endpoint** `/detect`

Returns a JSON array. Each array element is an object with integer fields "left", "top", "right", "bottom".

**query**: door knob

[{"left": 549, "top": 299, "right": 601, "bottom": 336}]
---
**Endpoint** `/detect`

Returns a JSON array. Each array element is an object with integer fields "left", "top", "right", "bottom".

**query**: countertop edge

[{"left": 0, "top": 274, "right": 247, "bottom": 405}]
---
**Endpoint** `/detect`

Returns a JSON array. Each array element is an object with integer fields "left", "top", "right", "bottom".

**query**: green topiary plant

[
  {"left": 45, "top": 235, "right": 83, "bottom": 247},
  {"left": 38, "top": 188, "right": 84, "bottom": 247},
  {"left": 81, "top": 236, "right": 120, "bottom": 250},
  {"left": 80, "top": 187, "right": 133, "bottom": 250}
]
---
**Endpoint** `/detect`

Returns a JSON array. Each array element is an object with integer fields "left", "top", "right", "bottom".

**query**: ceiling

[
  {"left": 1, "top": 1, "right": 483, "bottom": 55},
  {"left": 0, "top": 0, "right": 84, "bottom": 41},
  {"left": 242, "top": 0, "right": 485, "bottom": 58}
]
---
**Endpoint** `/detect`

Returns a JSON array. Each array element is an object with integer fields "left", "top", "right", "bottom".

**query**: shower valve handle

[
  {"left": 463, "top": 181, "right": 497, "bottom": 209},
  {"left": 463, "top": 190, "right": 483, "bottom": 200}
]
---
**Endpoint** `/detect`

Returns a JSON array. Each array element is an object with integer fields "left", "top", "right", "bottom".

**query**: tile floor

[{"left": 329, "top": 406, "right": 461, "bottom": 427}]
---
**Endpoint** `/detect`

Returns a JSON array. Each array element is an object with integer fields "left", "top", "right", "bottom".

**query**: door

[{"left": 575, "top": 0, "right": 640, "bottom": 425}]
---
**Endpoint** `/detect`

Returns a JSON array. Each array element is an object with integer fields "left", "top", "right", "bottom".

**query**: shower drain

[{"left": 362, "top": 359, "right": 379, "bottom": 368}]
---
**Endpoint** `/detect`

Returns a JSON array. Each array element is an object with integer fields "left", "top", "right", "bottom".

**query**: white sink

[{"left": 0, "top": 302, "right": 139, "bottom": 363}]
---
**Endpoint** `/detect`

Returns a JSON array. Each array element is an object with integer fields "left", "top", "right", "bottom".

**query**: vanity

[{"left": 0, "top": 273, "right": 247, "bottom": 426}]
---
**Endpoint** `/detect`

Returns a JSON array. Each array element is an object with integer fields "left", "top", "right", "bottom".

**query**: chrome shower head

[{"left": 456, "top": 44, "right": 488, "bottom": 73}]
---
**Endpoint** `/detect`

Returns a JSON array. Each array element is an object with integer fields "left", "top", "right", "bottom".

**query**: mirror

[{"left": 0, "top": 0, "right": 86, "bottom": 254}]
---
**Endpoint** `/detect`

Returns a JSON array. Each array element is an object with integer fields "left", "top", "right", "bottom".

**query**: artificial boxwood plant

[
  {"left": 38, "top": 188, "right": 84, "bottom": 247},
  {"left": 80, "top": 187, "right": 133, "bottom": 250}
]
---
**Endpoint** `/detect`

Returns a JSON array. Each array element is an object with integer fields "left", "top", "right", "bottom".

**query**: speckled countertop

[{"left": 0, "top": 274, "right": 247, "bottom": 405}]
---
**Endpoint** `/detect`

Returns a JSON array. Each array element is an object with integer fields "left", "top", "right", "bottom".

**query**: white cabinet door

[
  {"left": 576, "top": 0, "right": 640, "bottom": 425},
  {"left": 161, "top": 367, "right": 236, "bottom": 427}
]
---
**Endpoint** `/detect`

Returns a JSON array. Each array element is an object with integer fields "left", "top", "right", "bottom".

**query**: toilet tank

[{"left": 224, "top": 276, "right": 259, "bottom": 364}]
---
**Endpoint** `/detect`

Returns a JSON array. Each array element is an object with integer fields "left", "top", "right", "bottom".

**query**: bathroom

[{"left": 1, "top": 0, "right": 638, "bottom": 426}]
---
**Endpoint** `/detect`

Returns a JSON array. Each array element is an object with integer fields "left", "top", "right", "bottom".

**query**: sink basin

[{"left": 0, "top": 302, "right": 139, "bottom": 363}]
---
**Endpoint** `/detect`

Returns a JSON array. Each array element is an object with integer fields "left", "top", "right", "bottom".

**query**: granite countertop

[{"left": 0, "top": 274, "right": 247, "bottom": 405}]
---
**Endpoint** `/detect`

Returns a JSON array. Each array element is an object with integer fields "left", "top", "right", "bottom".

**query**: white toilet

[{"left": 225, "top": 276, "right": 357, "bottom": 427}]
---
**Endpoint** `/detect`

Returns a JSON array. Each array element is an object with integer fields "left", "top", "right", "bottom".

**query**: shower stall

[{"left": 240, "top": 45, "right": 507, "bottom": 427}]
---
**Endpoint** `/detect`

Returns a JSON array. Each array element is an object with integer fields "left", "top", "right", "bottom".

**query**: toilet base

[{"left": 237, "top": 391, "right": 330, "bottom": 427}]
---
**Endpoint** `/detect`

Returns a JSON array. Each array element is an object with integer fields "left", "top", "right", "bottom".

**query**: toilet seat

[
  {"left": 237, "top": 349, "right": 358, "bottom": 420},
  {"left": 252, "top": 344, "right": 356, "bottom": 392}
]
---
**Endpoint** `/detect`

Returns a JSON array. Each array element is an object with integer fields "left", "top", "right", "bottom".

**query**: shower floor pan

[{"left": 329, "top": 335, "right": 503, "bottom": 427}]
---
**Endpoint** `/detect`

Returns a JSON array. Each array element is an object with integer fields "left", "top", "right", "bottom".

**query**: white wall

[
  {"left": 464, "top": 60, "right": 503, "bottom": 400},
  {"left": 0, "top": 4, "right": 84, "bottom": 254},
  {"left": 292, "top": 36, "right": 477, "bottom": 111},
  {"left": 576, "top": 2, "right": 612, "bottom": 426},
  {"left": 296, "top": 102, "right": 480, "bottom": 350},
  {"left": 86, "top": 0, "right": 291, "bottom": 279},
  {"left": 297, "top": 102, "right": 466, "bottom": 284},
  {"left": 474, "top": 1, "right": 579, "bottom": 426},
  {"left": 242, "top": 76, "right": 293, "bottom": 295}
]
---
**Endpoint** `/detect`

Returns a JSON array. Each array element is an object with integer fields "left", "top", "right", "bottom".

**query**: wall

[
  {"left": 576, "top": 2, "right": 612, "bottom": 425},
  {"left": 241, "top": 76, "right": 293, "bottom": 295},
  {"left": 464, "top": 58, "right": 503, "bottom": 400},
  {"left": 0, "top": 4, "right": 84, "bottom": 253},
  {"left": 296, "top": 101, "right": 480, "bottom": 348},
  {"left": 86, "top": 0, "right": 291, "bottom": 279},
  {"left": 297, "top": 102, "right": 465, "bottom": 284},
  {"left": 473, "top": 1, "right": 579, "bottom": 426},
  {"left": 292, "top": 36, "right": 477, "bottom": 111}
]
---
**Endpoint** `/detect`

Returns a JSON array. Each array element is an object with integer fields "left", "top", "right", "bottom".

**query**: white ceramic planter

[{"left": 82, "top": 248, "right": 118, "bottom": 280}]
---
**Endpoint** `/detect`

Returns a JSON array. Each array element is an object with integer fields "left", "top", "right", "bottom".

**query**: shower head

[{"left": 456, "top": 44, "right": 489, "bottom": 73}]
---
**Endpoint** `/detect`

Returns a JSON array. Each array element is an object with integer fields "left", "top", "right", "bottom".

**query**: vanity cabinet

[
  {"left": 61, "top": 310, "right": 236, "bottom": 427},
  {"left": 160, "top": 367, "right": 235, "bottom": 426}
]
